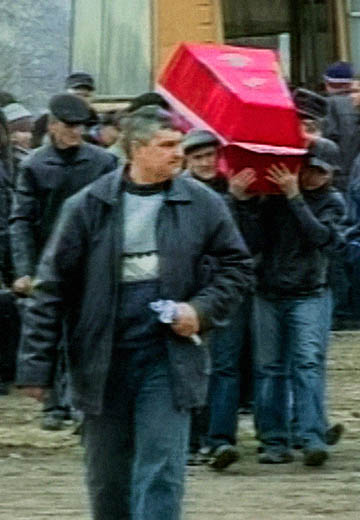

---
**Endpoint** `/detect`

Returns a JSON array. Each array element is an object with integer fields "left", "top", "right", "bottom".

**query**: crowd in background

[{"left": 1, "top": 60, "right": 360, "bottom": 476}]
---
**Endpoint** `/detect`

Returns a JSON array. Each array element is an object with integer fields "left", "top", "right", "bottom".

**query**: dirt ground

[{"left": 0, "top": 331, "right": 359, "bottom": 520}]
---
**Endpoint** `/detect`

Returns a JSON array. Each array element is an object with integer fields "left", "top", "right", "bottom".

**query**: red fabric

[
  {"left": 220, "top": 145, "right": 304, "bottom": 194},
  {"left": 158, "top": 43, "right": 306, "bottom": 194},
  {"left": 159, "top": 43, "right": 304, "bottom": 148}
]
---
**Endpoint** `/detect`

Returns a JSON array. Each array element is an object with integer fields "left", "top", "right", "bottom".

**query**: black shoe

[
  {"left": 303, "top": 449, "right": 328, "bottom": 466},
  {"left": 208, "top": 444, "right": 239, "bottom": 470},
  {"left": 326, "top": 423, "right": 344, "bottom": 446},
  {"left": 258, "top": 450, "right": 294, "bottom": 464}
]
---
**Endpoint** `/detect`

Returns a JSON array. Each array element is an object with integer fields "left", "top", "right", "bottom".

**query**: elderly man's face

[
  {"left": 186, "top": 145, "right": 218, "bottom": 180},
  {"left": 132, "top": 129, "right": 183, "bottom": 182}
]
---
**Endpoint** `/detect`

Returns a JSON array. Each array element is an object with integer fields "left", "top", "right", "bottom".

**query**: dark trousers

[
  {"left": 207, "top": 298, "right": 252, "bottom": 448},
  {"left": 43, "top": 333, "right": 72, "bottom": 418}
]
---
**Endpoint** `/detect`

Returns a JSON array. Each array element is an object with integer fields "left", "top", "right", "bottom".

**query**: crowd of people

[{"left": 0, "top": 61, "right": 359, "bottom": 519}]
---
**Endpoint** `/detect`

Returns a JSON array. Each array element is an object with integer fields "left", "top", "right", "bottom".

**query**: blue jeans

[
  {"left": 253, "top": 291, "right": 332, "bottom": 453},
  {"left": 207, "top": 298, "right": 252, "bottom": 448},
  {"left": 82, "top": 344, "right": 190, "bottom": 520}
]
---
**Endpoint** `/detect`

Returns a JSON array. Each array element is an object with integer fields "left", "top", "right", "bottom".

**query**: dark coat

[
  {"left": 16, "top": 169, "right": 254, "bottom": 413},
  {"left": 232, "top": 188, "right": 346, "bottom": 298},
  {"left": 323, "top": 94, "right": 360, "bottom": 191},
  {"left": 9, "top": 143, "right": 117, "bottom": 277},
  {"left": 0, "top": 160, "right": 10, "bottom": 281}
]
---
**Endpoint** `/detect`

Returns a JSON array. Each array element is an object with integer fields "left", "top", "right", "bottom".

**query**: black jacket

[
  {"left": 0, "top": 160, "right": 10, "bottom": 281},
  {"left": 232, "top": 188, "right": 346, "bottom": 298},
  {"left": 9, "top": 143, "right": 117, "bottom": 277},
  {"left": 16, "top": 169, "right": 254, "bottom": 412}
]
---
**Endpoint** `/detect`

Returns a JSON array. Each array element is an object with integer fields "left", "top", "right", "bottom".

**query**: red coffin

[{"left": 157, "top": 43, "right": 306, "bottom": 193}]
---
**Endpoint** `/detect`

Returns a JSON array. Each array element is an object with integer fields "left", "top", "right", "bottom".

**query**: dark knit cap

[
  {"left": 293, "top": 88, "right": 328, "bottom": 120},
  {"left": 49, "top": 94, "right": 91, "bottom": 124},
  {"left": 65, "top": 72, "right": 95, "bottom": 91}
]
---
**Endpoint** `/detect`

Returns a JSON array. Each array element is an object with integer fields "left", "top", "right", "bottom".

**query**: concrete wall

[{"left": 0, "top": 0, "right": 72, "bottom": 115}]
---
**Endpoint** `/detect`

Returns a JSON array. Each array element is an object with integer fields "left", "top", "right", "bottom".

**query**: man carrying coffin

[{"left": 230, "top": 153, "right": 345, "bottom": 466}]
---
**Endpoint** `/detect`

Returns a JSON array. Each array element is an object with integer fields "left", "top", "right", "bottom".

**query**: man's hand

[
  {"left": 22, "top": 386, "right": 48, "bottom": 402},
  {"left": 12, "top": 275, "right": 33, "bottom": 296},
  {"left": 229, "top": 168, "right": 257, "bottom": 200},
  {"left": 266, "top": 163, "right": 300, "bottom": 199},
  {"left": 171, "top": 303, "right": 200, "bottom": 338}
]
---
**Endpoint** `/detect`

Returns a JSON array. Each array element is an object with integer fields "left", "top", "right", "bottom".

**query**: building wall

[
  {"left": 0, "top": 0, "right": 72, "bottom": 115},
  {"left": 153, "top": 0, "right": 223, "bottom": 78}
]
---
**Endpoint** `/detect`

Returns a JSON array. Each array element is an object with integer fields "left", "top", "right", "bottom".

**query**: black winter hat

[
  {"left": 293, "top": 88, "right": 328, "bottom": 120},
  {"left": 65, "top": 72, "right": 95, "bottom": 91},
  {"left": 49, "top": 94, "right": 91, "bottom": 124}
]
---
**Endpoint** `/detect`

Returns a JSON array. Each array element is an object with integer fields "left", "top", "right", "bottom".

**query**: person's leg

[
  {"left": 132, "top": 353, "right": 190, "bottom": 520},
  {"left": 42, "top": 347, "right": 69, "bottom": 430},
  {"left": 82, "top": 349, "right": 135, "bottom": 520},
  {"left": 207, "top": 301, "right": 249, "bottom": 449},
  {"left": 188, "top": 406, "right": 210, "bottom": 464},
  {"left": 238, "top": 317, "right": 254, "bottom": 413},
  {"left": 290, "top": 291, "right": 332, "bottom": 464},
  {"left": 253, "top": 296, "right": 292, "bottom": 459},
  {"left": 83, "top": 413, "right": 134, "bottom": 520},
  {"left": 328, "top": 257, "right": 352, "bottom": 326},
  {"left": 42, "top": 334, "right": 72, "bottom": 429}
]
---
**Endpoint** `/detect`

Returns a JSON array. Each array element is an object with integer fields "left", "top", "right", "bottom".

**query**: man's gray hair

[{"left": 121, "top": 105, "right": 179, "bottom": 159}]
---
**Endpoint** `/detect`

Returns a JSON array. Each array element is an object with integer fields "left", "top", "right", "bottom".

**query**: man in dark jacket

[
  {"left": 230, "top": 154, "right": 345, "bottom": 466},
  {"left": 10, "top": 93, "right": 117, "bottom": 291},
  {"left": 182, "top": 129, "right": 254, "bottom": 470},
  {"left": 10, "top": 93, "right": 117, "bottom": 428},
  {"left": 16, "top": 106, "right": 253, "bottom": 520}
]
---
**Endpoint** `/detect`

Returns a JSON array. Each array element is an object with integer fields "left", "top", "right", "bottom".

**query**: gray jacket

[{"left": 323, "top": 94, "right": 360, "bottom": 191}]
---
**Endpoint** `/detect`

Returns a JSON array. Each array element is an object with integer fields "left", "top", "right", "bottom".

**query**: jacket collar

[
  {"left": 42, "top": 143, "right": 94, "bottom": 165},
  {"left": 89, "top": 165, "right": 193, "bottom": 206}
]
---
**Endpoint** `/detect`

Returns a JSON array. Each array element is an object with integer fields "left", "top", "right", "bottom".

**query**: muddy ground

[{"left": 0, "top": 331, "right": 359, "bottom": 519}]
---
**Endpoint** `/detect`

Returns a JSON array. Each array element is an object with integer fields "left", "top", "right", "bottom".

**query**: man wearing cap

[
  {"left": 322, "top": 62, "right": 360, "bottom": 189},
  {"left": 182, "top": 129, "right": 227, "bottom": 193},
  {"left": 0, "top": 92, "right": 33, "bottom": 179},
  {"left": 65, "top": 72, "right": 99, "bottom": 131},
  {"left": 323, "top": 61, "right": 354, "bottom": 97},
  {"left": 230, "top": 154, "right": 346, "bottom": 466},
  {"left": 15, "top": 106, "right": 253, "bottom": 519},
  {"left": 182, "top": 129, "right": 255, "bottom": 470},
  {"left": 10, "top": 93, "right": 117, "bottom": 428},
  {"left": 65, "top": 71, "right": 96, "bottom": 101}
]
